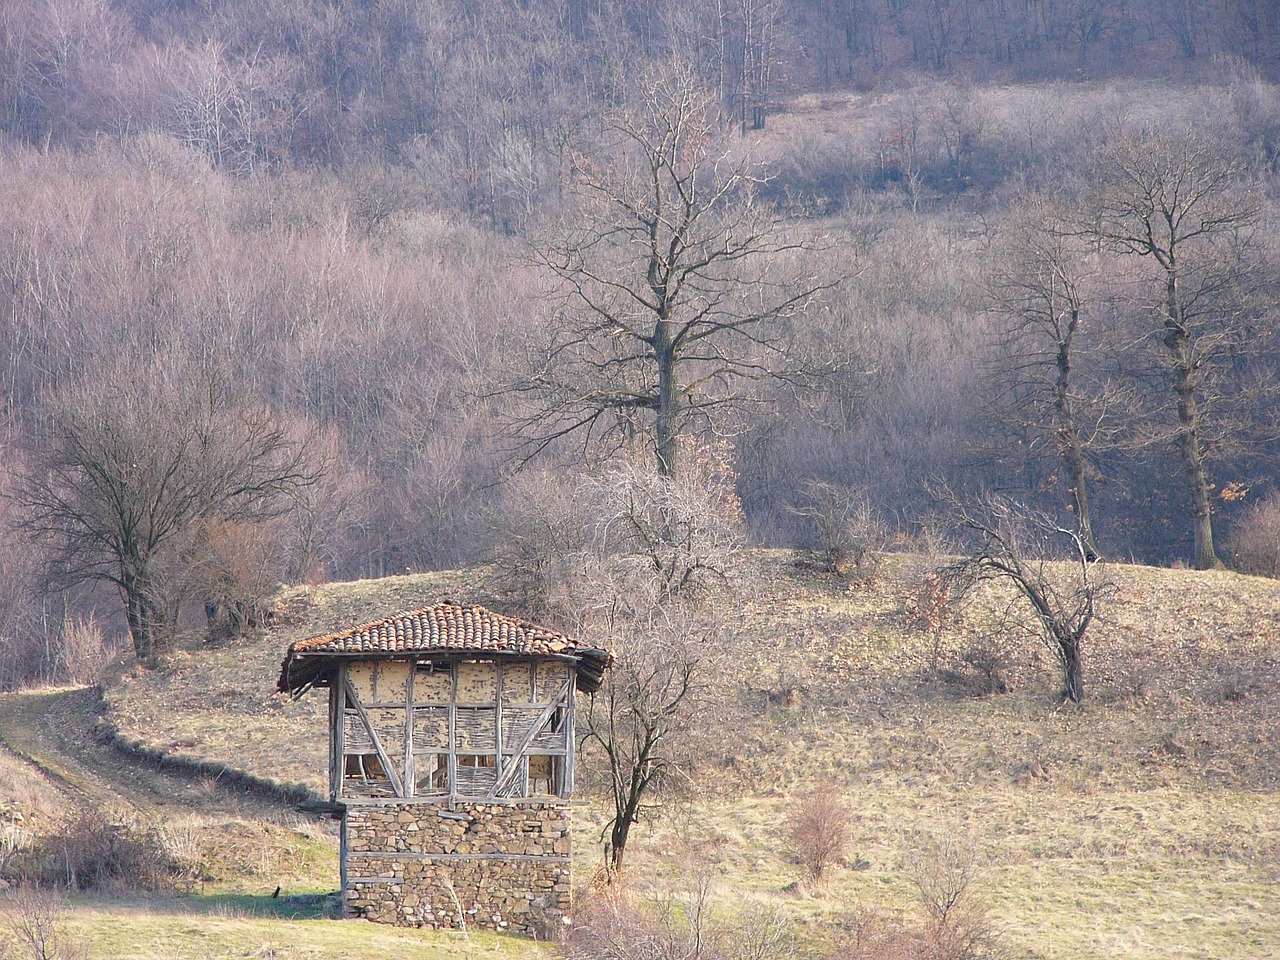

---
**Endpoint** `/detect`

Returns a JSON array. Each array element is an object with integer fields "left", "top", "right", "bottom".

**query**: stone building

[{"left": 276, "top": 600, "right": 610, "bottom": 933}]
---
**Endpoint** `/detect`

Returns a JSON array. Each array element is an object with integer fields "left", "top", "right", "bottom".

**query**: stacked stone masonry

[{"left": 344, "top": 800, "right": 571, "bottom": 934}]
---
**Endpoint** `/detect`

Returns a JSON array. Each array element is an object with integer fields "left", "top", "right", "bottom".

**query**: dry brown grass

[{"left": 84, "top": 551, "right": 1280, "bottom": 959}]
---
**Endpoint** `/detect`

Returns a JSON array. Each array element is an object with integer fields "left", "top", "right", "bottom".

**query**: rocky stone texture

[{"left": 344, "top": 801, "right": 571, "bottom": 934}]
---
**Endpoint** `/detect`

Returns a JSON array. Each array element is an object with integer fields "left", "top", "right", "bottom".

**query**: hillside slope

[{"left": 83, "top": 554, "right": 1280, "bottom": 958}]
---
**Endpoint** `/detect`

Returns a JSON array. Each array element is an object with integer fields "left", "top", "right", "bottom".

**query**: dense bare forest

[{"left": 2, "top": 0, "right": 1280, "bottom": 684}]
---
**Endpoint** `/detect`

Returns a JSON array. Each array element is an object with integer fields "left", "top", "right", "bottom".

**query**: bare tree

[
  {"left": 940, "top": 490, "right": 1106, "bottom": 704},
  {"left": 1225, "top": 490, "right": 1280, "bottom": 578},
  {"left": 514, "top": 59, "right": 830, "bottom": 478},
  {"left": 1091, "top": 126, "right": 1269, "bottom": 570},
  {"left": 985, "top": 194, "right": 1126, "bottom": 560},
  {"left": 560, "top": 452, "right": 742, "bottom": 878},
  {"left": 576, "top": 594, "right": 721, "bottom": 879},
  {"left": 0, "top": 883, "right": 89, "bottom": 960},
  {"left": 905, "top": 828, "right": 1003, "bottom": 960},
  {"left": 18, "top": 362, "right": 318, "bottom": 659}
]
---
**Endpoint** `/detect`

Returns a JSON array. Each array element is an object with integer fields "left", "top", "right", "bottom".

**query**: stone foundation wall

[{"left": 343, "top": 801, "right": 572, "bottom": 934}]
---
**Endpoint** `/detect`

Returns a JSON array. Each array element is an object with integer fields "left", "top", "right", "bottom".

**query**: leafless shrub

[
  {"left": 156, "top": 819, "right": 208, "bottom": 892},
  {"left": 1225, "top": 492, "right": 1280, "bottom": 578},
  {"left": 0, "top": 884, "right": 89, "bottom": 960},
  {"left": 827, "top": 905, "right": 920, "bottom": 960},
  {"left": 950, "top": 611, "right": 1022, "bottom": 697},
  {"left": 0, "top": 817, "right": 29, "bottom": 881},
  {"left": 908, "top": 571, "right": 966, "bottom": 678},
  {"left": 5, "top": 811, "right": 179, "bottom": 893},
  {"left": 565, "top": 882, "right": 794, "bottom": 960},
  {"left": 588, "top": 443, "right": 746, "bottom": 605},
  {"left": 564, "top": 884, "right": 714, "bottom": 960},
  {"left": 54, "top": 618, "right": 117, "bottom": 686},
  {"left": 904, "top": 832, "right": 1006, "bottom": 960},
  {"left": 486, "top": 469, "right": 595, "bottom": 613},
  {"left": 792, "top": 480, "right": 889, "bottom": 581},
  {"left": 187, "top": 519, "right": 281, "bottom": 643},
  {"left": 787, "top": 787, "right": 851, "bottom": 883},
  {"left": 732, "top": 904, "right": 796, "bottom": 960},
  {"left": 958, "top": 634, "right": 1013, "bottom": 697}
]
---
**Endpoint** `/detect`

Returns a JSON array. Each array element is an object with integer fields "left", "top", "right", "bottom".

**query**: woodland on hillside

[{"left": 2, "top": 0, "right": 1280, "bottom": 684}]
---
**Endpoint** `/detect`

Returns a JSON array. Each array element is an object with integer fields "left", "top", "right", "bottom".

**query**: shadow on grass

[{"left": 161, "top": 891, "right": 343, "bottom": 920}]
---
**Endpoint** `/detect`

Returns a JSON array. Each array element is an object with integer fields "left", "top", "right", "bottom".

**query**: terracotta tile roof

[{"left": 277, "top": 600, "right": 610, "bottom": 696}]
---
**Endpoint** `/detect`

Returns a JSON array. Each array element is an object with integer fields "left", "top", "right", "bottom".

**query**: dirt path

[{"left": 0, "top": 686, "right": 305, "bottom": 824}]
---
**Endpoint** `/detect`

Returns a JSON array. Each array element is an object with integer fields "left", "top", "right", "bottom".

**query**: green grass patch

[{"left": 35, "top": 898, "right": 555, "bottom": 960}]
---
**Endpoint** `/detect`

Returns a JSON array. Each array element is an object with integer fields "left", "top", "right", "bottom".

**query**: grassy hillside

[{"left": 7, "top": 552, "right": 1280, "bottom": 959}]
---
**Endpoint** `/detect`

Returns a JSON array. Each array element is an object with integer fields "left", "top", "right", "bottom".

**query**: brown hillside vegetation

[{"left": 86, "top": 551, "right": 1280, "bottom": 960}]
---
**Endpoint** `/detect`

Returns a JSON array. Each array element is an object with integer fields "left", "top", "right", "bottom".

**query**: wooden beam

[
  {"left": 332, "top": 665, "right": 348, "bottom": 798},
  {"left": 329, "top": 676, "right": 340, "bottom": 801},
  {"left": 447, "top": 661, "right": 458, "bottom": 801},
  {"left": 563, "top": 670, "right": 576, "bottom": 798},
  {"left": 343, "top": 677, "right": 405, "bottom": 799},
  {"left": 404, "top": 659, "right": 416, "bottom": 797},
  {"left": 494, "top": 661, "right": 505, "bottom": 786},
  {"left": 486, "top": 679, "right": 572, "bottom": 798}
]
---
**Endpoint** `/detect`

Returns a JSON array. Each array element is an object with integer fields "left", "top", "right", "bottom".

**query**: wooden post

[
  {"left": 334, "top": 662, "right": 348, "bottom": 799},
  {"left": 447, "top": 661, "right": 458, "bottom": 801},
  {"left": 404, "top": 659, "right": 416, "bottom": 797},
  {"left": 494, "top": 661, "right": 505, "bottom": 785},
  {"left": 563, "top": 669, "right": 576, "bottom": 798}
]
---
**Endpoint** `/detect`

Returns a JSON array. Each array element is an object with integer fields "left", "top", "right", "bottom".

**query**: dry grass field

[{"left": 4, "top": 551, "right": 1279, "bottom": 959}]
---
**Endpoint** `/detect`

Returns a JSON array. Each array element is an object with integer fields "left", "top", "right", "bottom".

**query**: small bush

[
  {"left": 565, "top": 885, "right": 794, "bottom": 960},
  {"left": 1226, "top": 493, "right": 1280, "bottom": 577},
  {"left": 787, "top": 787, "right": 851, "bottom": 883},
  {"left": 0, "top": 884, "right": 90, "bottom": 960},
  {"left": 793, "top": 481, "right": 889, "bottom": 580},
  {"left": 904, "top": 832, "right": 1006, "bottom": 960},
  {"left": 958, "top": 634, "right": 1012, "bottom": 696},
  {"left": 4, "top": 810, "right": 181, "bottom": 893},
  {"left": 56, "top": 618, "right": 118, "bottom": 686},
  {"left": 189, "top": 519, "right": 281, "bottom": 642}
]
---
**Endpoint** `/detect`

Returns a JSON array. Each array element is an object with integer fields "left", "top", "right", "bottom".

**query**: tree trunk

[
  {"left": 1164, "top": 275, "right": 1223, "bottom": 571},
  {"left": 122, "top": 567, "right": 166, "bottom": 661},
  {"left": 1174, "top": 367, "right": 1223, "bottom": 570},
  {"left": 654, "top": 320, "right": 679, "bottom": 478},
  {"left": 607, "top": 817, "right": 631, "bottom": 877},
  {"left": 1065, "top": 437, "right": 1099, "bottom": 561},
  {"left": 1059, "top": 636, "right": 1084, "bottom": 704},
  {"left": 1055, "top": 322, "right": 1100, "bottom": 560}
]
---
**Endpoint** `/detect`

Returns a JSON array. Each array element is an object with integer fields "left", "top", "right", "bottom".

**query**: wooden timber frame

[{"left": 330, "top": 655, "right": 577, "bottom": 804}]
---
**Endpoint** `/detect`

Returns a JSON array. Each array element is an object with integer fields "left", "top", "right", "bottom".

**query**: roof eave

[{"left": 278, "top": 645, "right": 613, "bottom": 698}]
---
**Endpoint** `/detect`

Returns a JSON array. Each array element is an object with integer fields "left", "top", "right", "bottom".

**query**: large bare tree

[
  {"left": 985, "top": 194, "right": 1125, "bottom": 560},
  {"left": 514, "top": 61, "right": 830, "bottom": 478},
  {"left": 19, "top": 362, "right": 317, "bottom": 659},
  {"left": 574, "top": 585, "right": 725, "bottom": 879},
  {"left": 1092, "top": 127, "right": 1269, "bottom": 570}
]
